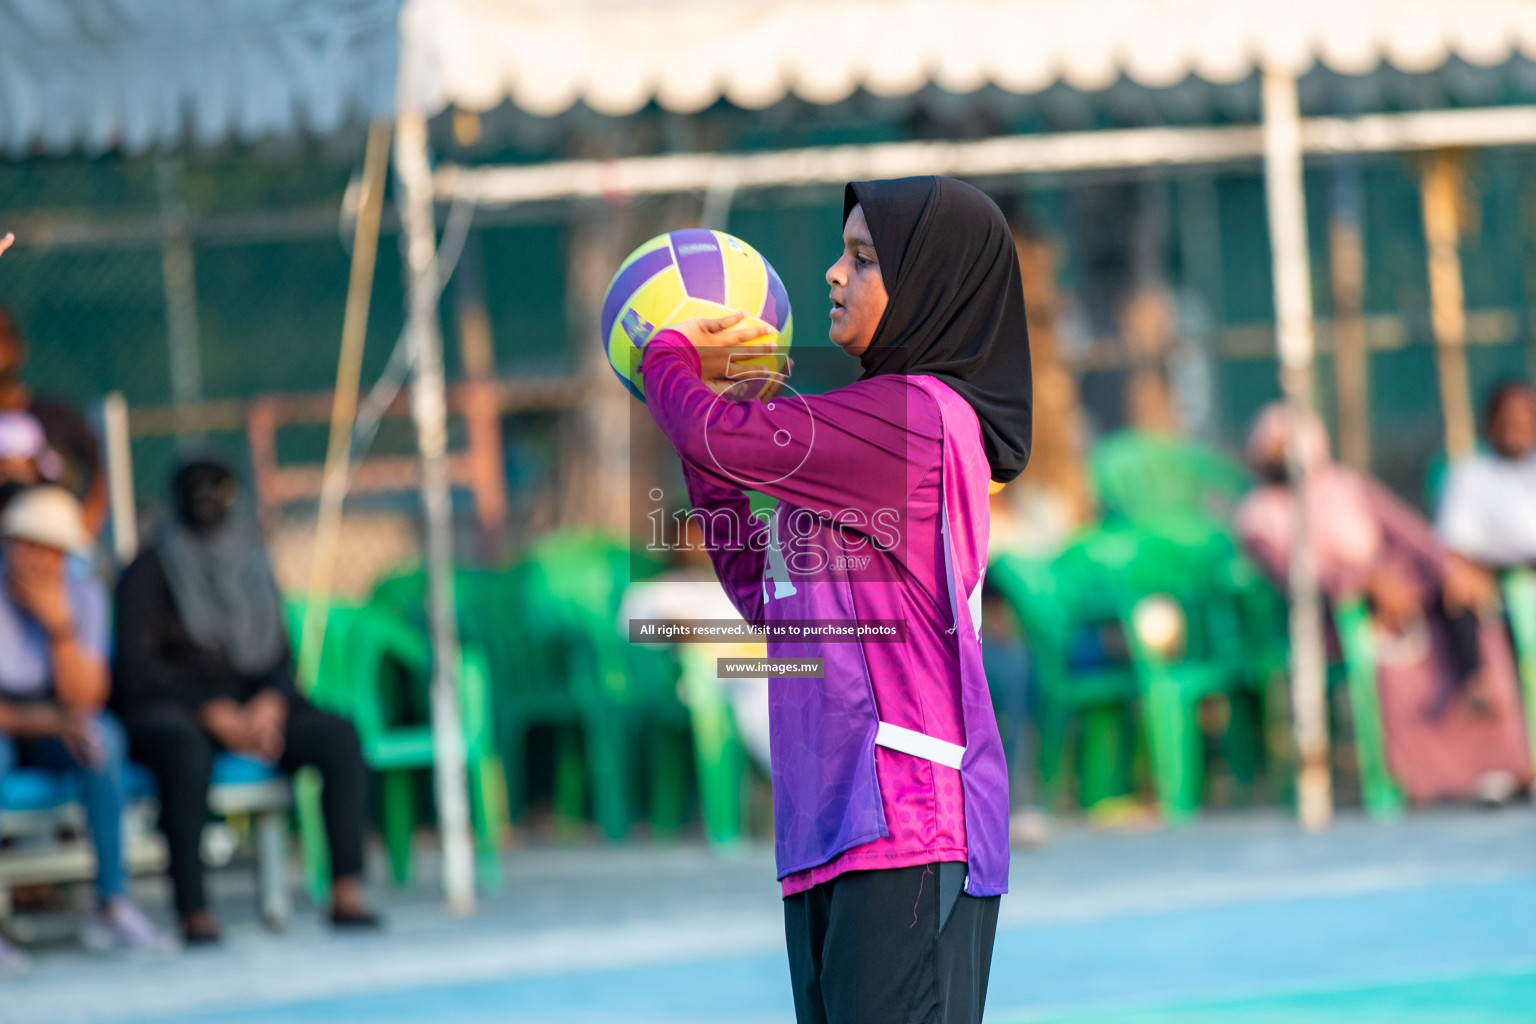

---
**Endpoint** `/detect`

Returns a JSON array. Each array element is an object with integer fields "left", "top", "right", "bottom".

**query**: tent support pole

[
  {"left": 1263, "top": 69, "right": 1332, "bottom": 832},
  {"left": 396, "top": 105, "right": 477, "bottom": 914}
]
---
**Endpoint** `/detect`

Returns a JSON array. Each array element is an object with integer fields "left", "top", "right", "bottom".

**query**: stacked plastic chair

[
  {"left": 515, "top": 533, "right": 704, "bottom": 842},
  {"left": 285, "top": 598, "right": 508, "bottom": 899}
]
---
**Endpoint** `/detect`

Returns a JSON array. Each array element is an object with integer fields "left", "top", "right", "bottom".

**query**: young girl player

[{"left": 640, "top": 176, "right": 1032, "bottom": 1024}]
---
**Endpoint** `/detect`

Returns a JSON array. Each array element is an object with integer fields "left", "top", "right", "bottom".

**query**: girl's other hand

[
  {"left": 0, "top": 233, "right": 12, "bottom": 257},
  {"left": 663, "top": 313, "right": 783, "bottom": 400}
]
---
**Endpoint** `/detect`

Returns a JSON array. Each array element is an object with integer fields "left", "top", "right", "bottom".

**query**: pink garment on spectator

[{"left": 1238, "top": 404, "right": 1383, "bottom": 585}]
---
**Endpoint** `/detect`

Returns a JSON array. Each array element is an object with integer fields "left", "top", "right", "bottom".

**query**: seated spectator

[
  {"left": 1437, "top": 381, "right": 1536, "bottom": 582},
  {"left": 112, "top": 458, "right": 377, "bottom": 944},
  {"left": 0, "top": 309, "right": 107, "bottom": 536},
  {"left": 1236, "top": 403, "right": 1532, "bottom": 805},
  {"left": 0, "top": 487, "right": 169, "bottom": 971}
]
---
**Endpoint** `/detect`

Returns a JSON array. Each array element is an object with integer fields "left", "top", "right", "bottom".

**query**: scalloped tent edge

[{"left": 397, "top": 0, "right": 1536, "bottom": 119}]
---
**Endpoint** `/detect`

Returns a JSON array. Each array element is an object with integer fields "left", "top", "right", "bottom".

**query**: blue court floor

[{"left": 8, "top": 806, "right": 1535, "bottom": 1024}]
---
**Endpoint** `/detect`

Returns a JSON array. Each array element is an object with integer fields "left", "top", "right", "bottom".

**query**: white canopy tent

[
  {"left": 395, "top": 0, "right": 1536, "bottom": 835},
  {"left": 1, "top": 0, "right": 402, "bottom": 424},
  {"left": 0, "top": 0, "right": 399, "bottom": 156}
]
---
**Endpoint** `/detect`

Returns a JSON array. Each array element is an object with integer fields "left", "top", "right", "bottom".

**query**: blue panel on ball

[{"left": 600, "top": 246, "right": 674, "bottom": 344}]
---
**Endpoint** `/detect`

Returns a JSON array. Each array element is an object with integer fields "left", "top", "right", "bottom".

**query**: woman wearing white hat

[{"left": 0, "top": 486, "right": 170, "bottom": 971}]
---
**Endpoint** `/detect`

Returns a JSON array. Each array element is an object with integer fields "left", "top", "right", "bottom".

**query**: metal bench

[{"left": 0, "top": 753, "right": 292, "bottom": 934}]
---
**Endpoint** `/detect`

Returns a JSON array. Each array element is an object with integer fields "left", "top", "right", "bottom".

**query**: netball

[{"left": 600, "top": 228, "right": 793, "bottom": 401}]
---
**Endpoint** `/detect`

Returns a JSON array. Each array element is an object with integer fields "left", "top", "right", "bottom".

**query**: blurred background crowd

[{"left": 4, "top": 0, "right": 1536, "bottom": 1009}]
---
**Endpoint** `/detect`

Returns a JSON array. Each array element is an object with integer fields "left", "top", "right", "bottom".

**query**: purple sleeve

[
  {"left": 640, "top": 332, "right": 940, "bottom": 520},
  {"left": 677, "top": 460, "right": 767, "bottom": 626},
  {"left": 637, "top": 337, "right": 766, "bottom": 620}
]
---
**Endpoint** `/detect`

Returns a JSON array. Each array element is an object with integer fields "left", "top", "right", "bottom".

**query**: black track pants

[
  {"left": 783, "top": 862, "right": 1001, "bottom": 1024},
  {"left": 125, "top": 699, "right": 368, "bottom": 917}
]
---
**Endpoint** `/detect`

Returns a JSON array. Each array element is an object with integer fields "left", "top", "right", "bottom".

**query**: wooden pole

[
  {"left": 1421, "top": 151, "right": 1475, "bottom": 460},
  {"left": 297, "top": 121, "right": 392, "bottom": 690},
  {"left": 397, "top": 101, "right": 476, "bottom": 912},
  {"left": 451, "top": 234, "right": 509, "bottom": 561},
  {"left": 560, "top": 207, "right": 631, "bottom": 533},
  {"left": 1262, "top": 69, "right": 1332, "bottom": 832},
  {"left": 1331, "top": 167, "right": 1370, "bottom": 471},
  {"left": 1014, "top": 230, "right": 1093, "bottom": 526}
]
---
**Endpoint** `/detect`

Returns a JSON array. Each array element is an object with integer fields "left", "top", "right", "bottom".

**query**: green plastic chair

[
  {"left": 524, "top": 532, "right": 754, "bottom": 845},
  {"left": 994, "top": 520, "right": 1280, "bottom": 821},
  {"left": 1328, "top": 598, "right": 1408, "bottom": 820},
  {"left": 518, "top": 533, "right": 694, "bottom": 840},
  {"left": 1223, "top": 572, "right": 1406, "bottom": 820},
  {"left": 1497, "top": 569, "right": 1536, "bottom": 768},
  {"left": 1087, "top": 429, "right": 1413, "bottom": 818},
  {"left": 671, "top": 643, "right": 751, "bottom": 852},
  {"left": 1122, "top": 541, "right": 1279, "bottom": 824},
  {"left": 989, "top": 530, "right": 1146, "bottom": 812},
  {"left": 1090, "top": 433, "right": 1313, "bottom": 819},
  {"left": 286, "top": 598, "right": 508, "bottom": 898},
  {"left": 373, "top": 568, "right": 568, "bottom": 822},
  {"left": 373, "top": 540, "right": 704, "bottom": 844},
  {"left": 371, "top": 564, "right": 608, "bottom": 835},
  {"left": 1091, "top": 431, "right": 1250, "bottom": 535}
]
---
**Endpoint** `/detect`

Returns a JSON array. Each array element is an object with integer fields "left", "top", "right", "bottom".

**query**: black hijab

[
  {"left": 160, "top": 456, "right": 287, "bottom": 676},
  {"left": 844, "top": 176, "right": 1033, "bottom": 483}
]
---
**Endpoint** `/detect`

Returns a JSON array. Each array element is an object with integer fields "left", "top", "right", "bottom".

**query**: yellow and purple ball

[{"left": 600, "top": 229, "right": 793, "bottom": 402}]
